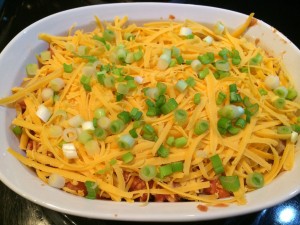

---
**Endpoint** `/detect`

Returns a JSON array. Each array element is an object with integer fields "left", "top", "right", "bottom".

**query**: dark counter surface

[{"left": 1, "top": 1, "right": 300, "bottom": 224}]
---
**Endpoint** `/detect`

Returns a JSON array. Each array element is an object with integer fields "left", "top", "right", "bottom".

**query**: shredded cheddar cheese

[{"left": 1, "top": 14, "right": 300, "bottom": 206}]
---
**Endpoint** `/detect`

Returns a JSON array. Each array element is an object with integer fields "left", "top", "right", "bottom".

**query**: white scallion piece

[
  {"left": 191, "top": 59, "right": 202, "bottom": 72},
  {"left": 84, "top": 140, "right": 101, "bottom": 156},
  {"left": 68, "top": 115, "right": 84, "bottom": 127},
  {"left": 291, "top": 131, "right": 298, "bottom": 143},
  {"left": 97, "top": 116, "right": 111, "bottom": 130},
  {"left": 62, "top": 128, "right": 78, "bottom": 142},
  {"left": 214, "top": 21, "right": 225, "bottom": 35},
  {"left": 41, "top": 88, "right": 54, "bottom": 101},
  {"left": 48, "top": 173, "right": 65, "bottom": 189},
  {"left": 36, "top": 104, "right": 52, "bottom": 122},
  {"left": 50, "top": 78, "right": 65, "bottom": 91},
  {"left": 62, "top": 143, "right": 78, "bottom": 159},
  {"left": 179, "top": 27, "right": 192, "bottom": 36},
  {"left": 134, "top": 76, "right": 143, "bottom": 84},
  {"left": 265, "top": 75, "right": 280, "bottom": 90},
  {"left": 48, "top": 125, "right": 63, "bottom": 138},
  {"left": 82, "top": 121, "right": 95, "bottom": 131},
  {"left": 203, "top": 35, "right": 214, "bottom": 45}
]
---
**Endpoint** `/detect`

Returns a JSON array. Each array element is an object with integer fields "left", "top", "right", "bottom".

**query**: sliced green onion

[
  {"left": 210, "top": 154, "right": 224, "bottom": 174},
  {"left": 214, "top": 21, "right": 225, "bottom": 35},
  {"left": 139, "top": 165, "right": 157, "bottom": 181},
  {"left": 159, "top": 164, "right": 173, "bottom": 178},
  {"left": 157, "top": 145, "right": 170, "bottom": 158},
  {"left": 231, "top": 49, "right": 241, "bottom": 65},
  {"left": 133, "top": 48, "right": 143, "bottom": 61},
  {"left": 247, "top": 103, "right": 259, "bottom": 115},
  {"left": 218, "top": 105, "right": 244, "bottom": 119},
  {"left": 125, "top": 52, "right": 135, "bottom": 64},
  {"left": 175, "top": 80, "right": 188, "bottom": 92},
  {"left": 258, "top": 88, "right": 268, "bottom": 96},
  {"left": 41, "top": 88, "right": 54, "bottom": 101},
  {"left": 94, "top": 127, "right": 107, "bottom": 140},
  {"left": 203, "top": 35, "right": 213, "bottom": 45},
  {"left": 291, "top": 124, "right": 300, "bottom": 133},
  {"left": 11, "top": 125, "right": 22, "bottom": 136},
  {"left": 194, "top": 120, "right": 209, "bottom": 135},
  {"left": 215, "top": 60, "right": 230, "bottom": 71},
  {"left": 198, "top": 67, "right": 209, "bottom": 79},
  {"left": 218, "top": 48, "right": 230, "bottom": 60},
  {"left": 155, "top": 95, "right": 166, "bottom": 107},
  {"left": 174, "top": 137, "right": 188, "bottom": 148},
  {"left": 171, "top": 46, "right": 181, "bottom": 58},
  {"left": 94, "top": 108, "right": 106, "bottom": 119},
  {"left": 227, "top": 126, "right": 241, "bottom": 135},
  {"left": 85, "top": 181, "right": 98, "bottom": 199},
  {"left": 50, "top": 78, "right": 65, "bottom": 92},
  {"left": 103, "top": 29, "right": 115, "bottom": 41},
  {"left": 97, "top": 116, "right": 111, "bottom": 130},
  {"left": 133, "top": 120, "right": 144, "bottom": 129},
  {"left": 265, "top": 75, "right": 280, "bottom": 90},
  {"left": 169, "top": 59, "right": 177, "bottom": 67},
  {"left": 122, "top": 152, "right": 134, "bottom": 163},
  {"left": 129, "top": 128, "right": 138, "bottom": 138},
  {"left": 198, "top": 52, "right": 215, "bottom": 65},
  {"left": 229, "top": 84, "right": 237, "bottom": 93},
  {"left": 186, "top": 77, "right": 196, "bottom": 87},
  {"left": 286, "top": 88, "right": 298, "bottom": 100},
  {"left": 157, "top": 51, "right": 171, "bottom": 70},
  {"left": 160, "top": 98, "right": 178, "bottom": 115},
  {"left": 246, "top": 172, "right": 264, "bottom": 188},
  {"left": 145, "top": 98, "right": 155, "bottom": 107},
  {"left": 40, "top": 50, "right": 51, "bottom": 62},
  {"left": 26, "top": 63, "right": 38, "bottom": 77},
  {"left": 185, "top": 59, "right": 193, "bottom": 65},
  {"left": 217, "top": 117, "right": 231, "bottom": 130},
  {"left": 146, "top": 107, "right": 160, "bottom": 117},
  {"left": 117, "top": 111, "right": 131, "bottom": 124},
  {"left": 116, "top": 83, "right": 129, "bottom": 95},
  {"left": 171, "top": 161, "right": 183, "bottom": 172},
  {"left": 157, "top": 82, "right": 167, "bottom": 95},
  {"left": 277, "top": 125, "right": 292, "bottom": 134},
  {"left": 191, "top": 59, "right": 202, "bottom": 72},
  {"left": 219, "top": 175, "right": 240, "bottom": 192},
  {"left": 110, "top": 119, "right": 125, "bottom": 134},
  {"left": 166, "top": 136, "right": 175, "bottom": 146},
  {"left": 124, "top": 32, "right": 135, "bottom": 41},
  {"left": 103, "top": 76, "right": 115, "bottom": 88},
  {"left": 85, "top": 140, "right": 100, "bottom": 156},
  {"left": 235, "top": 118, "right": 246, "bottom": 129},
  {"left": 176, "top": 55, "right": 184, "bottom": 64},
  {"left": 78, "top": 130, "right": 93, "bottom": 144},
  {"left": 145, "top": 87, "right": 159, "bottom": 100},
  {"left": 216, "top": 91, "right": 226, "bottom": 105},
  {"left": 194, "top": 93, "right": 201, "bottom": 105},
  {"left": 174, "top": 109, "right": 188, "bottom": 125},
  {"left": 130, "top": 108, "right": 143, "bottom": 121},
  {"left": 118, "top": 134, "right": 135, "bottom": 150},
  {"left": 48, "top": 125, "right": 63, "bottom": 138},
  {"left": 273, "top": 97, "right": 286, "bottom": 109},
  {"left": 274, "top": 86, "right": 288, "bottom": 98},
  {"left": 63, "top": 63, "right": 73, "bottom": 73},
  {"left": 250, "top": 53, "right": 263, "bottom": 65},
  {"left": 142, "top": 124, "right": 156, "bottom": 135}
]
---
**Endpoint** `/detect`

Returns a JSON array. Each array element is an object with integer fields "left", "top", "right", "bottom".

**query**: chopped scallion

[
  {"left": 219, "top": 175, "right": 240, "bottom": 192},
  {"left": 118, "top": 134, "right": 135, "bottom": 150},
  {"left": 246, "top": 172, "right": 264, "bottom": 188},
  {"left": 210, "top": 154, "right": 224, "bottom": 174}
]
